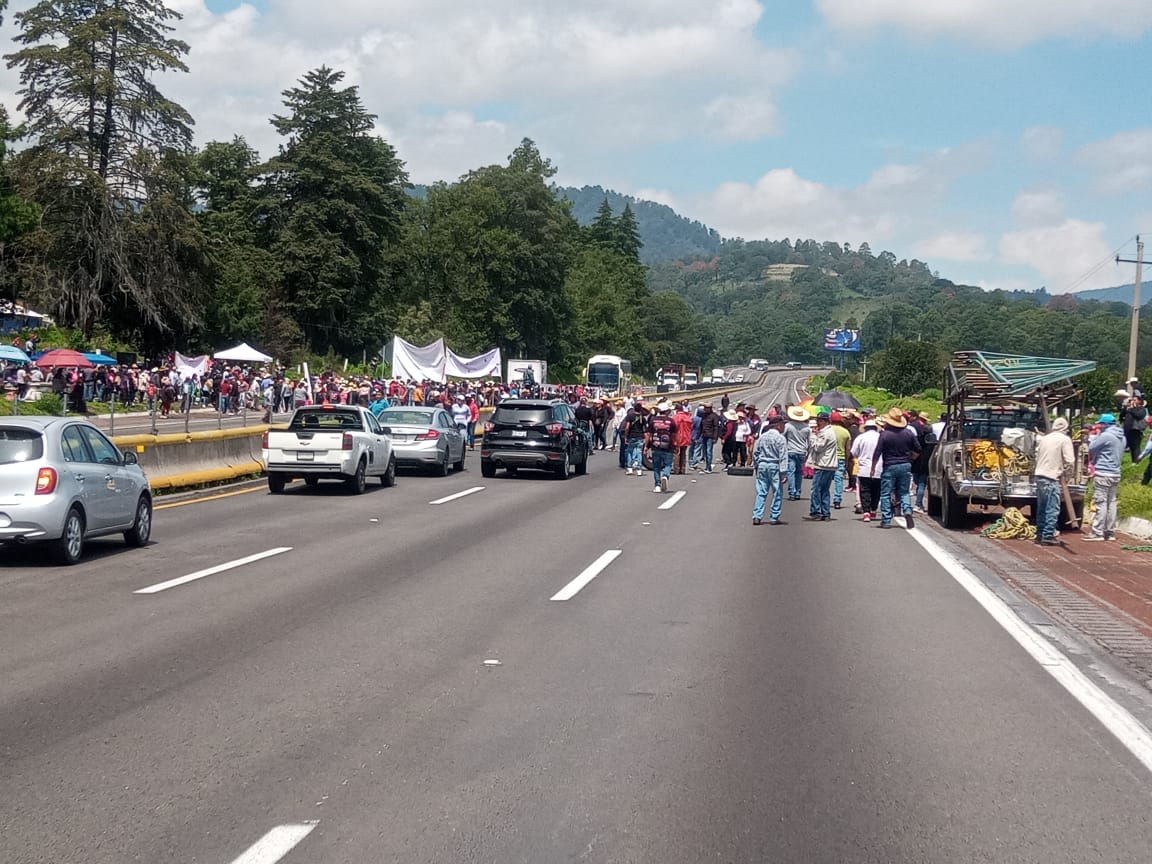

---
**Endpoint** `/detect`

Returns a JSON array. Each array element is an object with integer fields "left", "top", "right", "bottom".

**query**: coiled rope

[{"left": 980, "top": 507, "right": 1037, "bottom": 540}]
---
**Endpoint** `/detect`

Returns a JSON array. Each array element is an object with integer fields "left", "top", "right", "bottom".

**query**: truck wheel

[
  {"left": 941, "top": 480, "right": 965, "bottom": 529},
  {"left": 346, "top": 458, "right": 367, "bottom": 494},
  {"left": 927, "top": 493, "right": 941, "bottom": 518},
  {"left": 481, "top": 460, "right": 496, "bottom": 479},
  {"left": 268, "top": 473, "right": 287, "bottom": 494}
]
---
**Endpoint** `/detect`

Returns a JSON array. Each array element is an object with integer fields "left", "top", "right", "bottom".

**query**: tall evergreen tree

[
  {"left": 616, "top": 203, "right": 642, "bottom": 261},
  {"left": 5, "top": 0, "right": 206, "bottom": 342},
  {"left": 261, "top": 66, "right": 409, "bottom": 355},
  {"left": 587, "top": 197, "right": 616, "bottom": 248}
]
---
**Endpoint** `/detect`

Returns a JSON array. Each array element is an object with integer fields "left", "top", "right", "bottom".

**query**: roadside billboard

[{"left": 823, "top": 328, "right": 861, "bottom": 352}]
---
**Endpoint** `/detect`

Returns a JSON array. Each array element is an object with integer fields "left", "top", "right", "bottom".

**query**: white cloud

[
  {"left": 1078, "top": 129, "right": 1152, "bottom": 195},
  {"left": 1011, "top": 187, "right": 1065, "bottom": 227},
  {"left": 1000, "top": 219, "right": 1118, "bottom": 293},
  {"left": 816, "top": 0, "right": 1152, "bottom": 47},
  {"left": 1021, "top": 126, "right": 1063, "bottom": 161},
  {"left": 912, "top": 232, "right": 989, "bottom": 262}
]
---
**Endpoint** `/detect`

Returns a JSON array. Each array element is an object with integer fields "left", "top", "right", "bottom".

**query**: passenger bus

[{"left": 585, "top": 354, "right": 632, "bottom": 395}]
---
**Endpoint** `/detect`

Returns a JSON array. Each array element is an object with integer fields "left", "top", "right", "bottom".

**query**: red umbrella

[{"left": 35, "top": 348, "right": 95, "bottom": 369}]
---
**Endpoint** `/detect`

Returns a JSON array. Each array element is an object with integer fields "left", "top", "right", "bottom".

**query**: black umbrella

[{"left": 813, "top": 390, "right": 861, "bottom": 410}]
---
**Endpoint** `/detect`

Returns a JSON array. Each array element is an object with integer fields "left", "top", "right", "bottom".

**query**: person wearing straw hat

[
  {"left": 876, "top": 407, "right": 920, "bottom": 529},
  {"left": 751, "top": 413, "right": 788, "bottom": 525},
  {"left": 803, "top": 411, "right": 838, "bottom": 520},
  {"left": 783, "top": 404, "right": 810, "bottom": 499}
]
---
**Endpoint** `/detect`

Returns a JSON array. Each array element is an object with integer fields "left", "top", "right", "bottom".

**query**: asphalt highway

[{"left": 3, "top": 368, "right": 1152, "bottom": 863}]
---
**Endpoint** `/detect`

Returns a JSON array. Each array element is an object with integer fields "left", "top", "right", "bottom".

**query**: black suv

[{"left": 480, "top": 399, "right": 591, "bottom": 479}]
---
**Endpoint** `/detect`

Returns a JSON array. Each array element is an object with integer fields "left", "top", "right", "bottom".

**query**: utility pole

[{"left": 1117, "top": 235, "right": 1145, "bottom": 388}]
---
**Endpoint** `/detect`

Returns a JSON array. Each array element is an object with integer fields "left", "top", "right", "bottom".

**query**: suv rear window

[
  {"left": 0, "top": 427, "right": 44, "bottom": 464},
  {"left": 492, "top": 405, "right": 552, "bottom": 425}
]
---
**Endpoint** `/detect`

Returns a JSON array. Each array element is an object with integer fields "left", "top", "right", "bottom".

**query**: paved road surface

[{"left": 3, "top": 369, "right": 1152, "bottom": 863}]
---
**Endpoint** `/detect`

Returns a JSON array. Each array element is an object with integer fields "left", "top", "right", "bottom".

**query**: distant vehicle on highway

[
  {"left": 785, "top": 361, "right": 803, "bottom": 369},
  {"left": 0, "top": 416, "right": 152, "bottom": 564},
  {"left": 734, "top": 373, "right": 745, "bottom": 382},
  {"left": 262, "top": 404, "right": 395, "bottom": 494},
  {"left": 377, "top": 406, "right": 466, "bottom": 476},
  {"left": 481, "top": 398, "right": 591, "bottom": 479},
  {"left": 710, "top": 368, "right": 726, "bottom": 384}
]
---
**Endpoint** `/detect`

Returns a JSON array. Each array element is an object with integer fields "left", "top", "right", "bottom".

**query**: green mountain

[{"left": 1072, "top": 282, "right": 1144, "bottom": 305}]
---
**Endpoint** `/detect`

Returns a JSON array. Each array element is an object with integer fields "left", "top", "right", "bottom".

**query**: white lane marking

[
  {"left": 909, "top": 529, "right": 1152, "bottom": 775},
  {"left": 429, "top": 486, "right": 485, "bottom": 505},
  {"left": 551, "top": 550, "right": 622, "bottom": 601},
  {"left": 659, "top": 491, "right": 686, "bottom": 510},
  {"left": 133, "top": 547, "right": 293, "bottom": 595},
  {"left": 230, "top": 823, "right": 318, "bottom": 864}
]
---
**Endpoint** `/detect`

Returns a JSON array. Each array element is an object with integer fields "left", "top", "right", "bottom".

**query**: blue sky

[{"left": 3, "top": 0, "right": 1149, "bottom": 293}]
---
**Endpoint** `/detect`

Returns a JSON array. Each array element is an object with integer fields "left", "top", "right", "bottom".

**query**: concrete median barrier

[{"left": 112, "top": 426, "right": 268, "bottom": 492}]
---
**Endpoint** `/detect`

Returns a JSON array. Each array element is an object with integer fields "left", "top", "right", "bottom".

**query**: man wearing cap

[
  {"left": 803, "top": 411, "right": 839, "bottom": 521},
  {"left": 623, "top": 398, "right": 648, "bottom": 476},
  {"left": 876, "top": 407, "right": 920, "bottom": 529},
  {"left": 751, "top": 414, "right": 788, "bottom": 525},
  {"left": 1033, "top": 417, "right": 1074, "bottom": 546},
  {"left": 645, "top": 401, "right": 678, "bottom": 493},
  {"left": 1085, "top": 413, "right": 1125, "bottom": 540},
  {"left": 783, "top": 405, "right": 810, "bottom": 499}
]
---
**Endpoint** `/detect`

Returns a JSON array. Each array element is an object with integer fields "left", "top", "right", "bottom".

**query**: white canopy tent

[{"left": 213, "top": 342, "right": 273, "bottom": 363}]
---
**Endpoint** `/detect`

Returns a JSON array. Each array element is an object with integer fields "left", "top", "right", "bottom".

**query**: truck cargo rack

[{"left": 945, "top": 351, "right": 1096, "bottom": 406}]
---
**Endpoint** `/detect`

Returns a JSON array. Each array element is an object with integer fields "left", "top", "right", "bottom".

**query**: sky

[{"left": 1, "top": 0, "right": 1149, "bottom": 294}]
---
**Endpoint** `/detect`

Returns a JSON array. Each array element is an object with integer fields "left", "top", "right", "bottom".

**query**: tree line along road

[{"left": 2, "top": 368, "right": 1152, "bottom": 863}]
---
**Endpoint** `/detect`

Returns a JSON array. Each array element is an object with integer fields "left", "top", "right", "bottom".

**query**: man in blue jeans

[
  {"left": 802, "top": 411, "right": 838, "bottom": 521},
  {"left": 876, "top": 407, "right": 920, "bottom": 529},
  {"left": 752, "top": 414, "right": 788, "bottom": 524},
  {"left": 1033, "top": 416, "right": 1073, "bottom": 545},
  {"left": 646, "top": 400, "right": 678, "bottom": 493},
  {"left": 697, "top": 403, "right": 720, "bottom": 474},
  {"left": 783, "top": 405, "right": 810, "bottom": 499}
]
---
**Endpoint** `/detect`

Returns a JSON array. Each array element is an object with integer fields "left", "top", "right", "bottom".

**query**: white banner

[
  {"left": 391, "top": 336, "right": 446, "bottom": 383},
  {"left": 174, "top": 352, "right": 209, "bottom": 378},
  {"left": 445, "top": 347, "right": 502, "bottom": 379}
]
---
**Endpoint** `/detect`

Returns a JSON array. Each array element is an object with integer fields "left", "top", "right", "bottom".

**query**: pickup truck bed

[{"left": 262, "top": 405, "right": 395, "bottom": 494}]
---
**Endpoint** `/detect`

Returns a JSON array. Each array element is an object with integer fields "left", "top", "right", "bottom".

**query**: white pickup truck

[{"left": 262, "top": 405, "right": 396, "bottom": 494}]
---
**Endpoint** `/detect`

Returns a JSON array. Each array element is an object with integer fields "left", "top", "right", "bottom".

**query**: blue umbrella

[
  {"left": 0, "top": 344, "right": 31, "bottom": 363},
  {"left": 82, "top": 352, "right": 117, "bottom": 365}
]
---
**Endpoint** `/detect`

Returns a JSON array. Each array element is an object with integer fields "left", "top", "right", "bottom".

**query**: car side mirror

[
  {"left": 122, "top": 450, "right": 138, "bottom": 465},
  {"left": 379, "top": 426, "right": 392, "bottom": 435}
]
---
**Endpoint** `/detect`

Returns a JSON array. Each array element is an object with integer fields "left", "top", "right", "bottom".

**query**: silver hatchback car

[{"left": 0, "top": 417, "right": 153, "bottom": 564}]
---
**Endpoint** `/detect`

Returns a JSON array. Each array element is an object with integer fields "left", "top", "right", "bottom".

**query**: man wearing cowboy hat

[
  {"left": 876, "top": 407, "right": 920, "bottom": 529},
  {"left": 751, "top": 413, "right": 788, "bottom": 525},
  {"left": 697, "top": 403, "right": 720, "bottom": 473},
  {"left": 803, "top": 411, "right": 839, "bottom": 520},
  {"left": 783, "top": 405, "right": 810, "bottom": 499},
  {"left": 645, "top": 400, "right": 679, "bottom": 493}
]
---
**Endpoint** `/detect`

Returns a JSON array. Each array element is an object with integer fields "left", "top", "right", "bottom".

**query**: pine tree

[
  {"left": 5, "top": 0, "right": 205, "bottom": 342},
  {"left": 616, "top": 203, "right": 642, "bottom": 262},
  {"left": 587, "top": 197, "right": 616, "bottom": 248},
  {"left": 261, "top": 66, "right": 409, "bottom": 355}
]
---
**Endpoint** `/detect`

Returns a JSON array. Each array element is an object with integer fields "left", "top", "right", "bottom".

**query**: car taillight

[
  {"left": 35, "top": 467, "right": 57, "bottom": 495},
  {"left": 415, "top": 428, "right": 440, "bottom": 441},
  {"left": 546, "top": 423, "right": 563, "bottom": 436},
  {"left": 483, "top": 422, "right": 494, "bottom": 433},
  {"left": 261, "top": 431, "right": 269, "bottom": 448},
  {"left": 342, "top": 432, "right": 353, "bottom": 450}
]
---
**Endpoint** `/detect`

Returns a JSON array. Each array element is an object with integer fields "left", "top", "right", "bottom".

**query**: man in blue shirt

[
  {"left": 751, "top": 414, "right": 788, "bottom": 525},
  {"left": 1085, "top": 413, "right": 1126, "bottom": 541}
]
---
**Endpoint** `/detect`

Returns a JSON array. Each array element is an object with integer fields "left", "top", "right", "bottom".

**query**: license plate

[
  {"left": 297, "top": 451, "right": 314, "bottom": 461},
  {"left": 511, "top": 430, "right": 527, "bottom": 438},
  {"left": 394, "top": 434, "right": 410, "bottom": 443}
]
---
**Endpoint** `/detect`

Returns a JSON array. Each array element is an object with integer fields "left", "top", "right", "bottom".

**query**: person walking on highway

[
  {"left": 623, "top": 398, "right": 648, "bottom": 476},
  {"left": 672, "top": 402, "right": 693, "bottom": 474},
  {"left": 1085, "top": 413, "right": 1125, "bottom": 541},
  {"left": 1033, "top": 416, "right": 1074, "bottom": 546},
  {"left": 783, "top": 405, "right": 810, "bottom": 499},
  {"left": 850, "top": 418, "right": 882, "bottom": 521},
  {"left": 752, "top": 414, "right": 788, "bottom": 525},
  {"left": 646, "top": 400, "right": 678, "bottom": 493},
  {"left": 876, "top": 407, "right": 920, "bottom": 530},
  {"left": 803, "top": 411, "right": 839, "bottom": 521},
  {"left": 697, "top": 404, "right": 720, "bottom": 473},
  {"left": 829, "top": 411, "right": 851, "bottom": 509}
]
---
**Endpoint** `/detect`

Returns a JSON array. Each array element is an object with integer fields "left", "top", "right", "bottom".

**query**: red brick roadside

[{"left": 986, "top": 531, "right": 1152, "bottom": 637}]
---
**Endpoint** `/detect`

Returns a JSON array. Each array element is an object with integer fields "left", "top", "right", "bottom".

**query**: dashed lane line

[
  {"left": 133, "top": 547, "right": 293, "bottom": 595},
  {"left": 658, "top": 491, "right": 686, "bottom": 510},
  {"left": 429, "top": 486, "right": 486, "bottom": 505},
  {"left": 551, "top": 550, "right": 623, "bottom": 601},
  {"left": 229, "top": 822, "right": 318, "bottom": 864}
]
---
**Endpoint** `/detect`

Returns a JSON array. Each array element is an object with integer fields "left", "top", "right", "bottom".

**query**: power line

[{"left": 1059, "top": 235, "right": 1136, "bottom": 294}]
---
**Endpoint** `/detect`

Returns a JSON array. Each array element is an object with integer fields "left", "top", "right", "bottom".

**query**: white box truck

[{"left": 506, "top": 359, "right": 547, "bottom": 387}]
